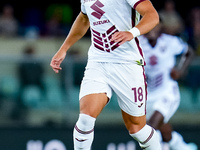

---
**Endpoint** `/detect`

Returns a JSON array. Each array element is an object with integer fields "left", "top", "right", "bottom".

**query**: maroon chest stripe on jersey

[
  {"left": 111, "top": 43, "right": 120, "bottom": 51},
  {"left": 94, "top": 37, "right": 104, "bottom": 46},
  {"left": 106, "top": 25, "right": 116, "bottom": 35},
  {"left": 93, "top": 33, "right": 102, "bottom": 41},
  {"left": 92, "top": 29, "right": 100, "bottom": 36},
  {"left": 94, "top": 43, "right": 104, "bottom": 51},
  {"left": 92, "top": 25, "right": 120, "bottom": 52}
]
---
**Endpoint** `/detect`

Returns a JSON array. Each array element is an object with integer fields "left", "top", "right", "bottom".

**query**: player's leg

[
  {"left": 79, "top": 93, "right": 109, "bottom": 118},
  {"left": 108, "top": 63, "right": 161, "bottom": 149},
  {"left": 168, "top": 131, "right": 198, "bottom": 150},
  {"left": 73, "top": 93, "right": 109, "bottom": 150},
  {"left": 159, "top": 123, "right": 172, "bottom": 142},
  {"left": 149, "top": 90, "right": 199, "bottom": 150},
  {"left": 148, "top": 111, "right": 198, "bottom": 150},
  {"left": 160, "top": 124, "right": 198, "bottom": 150},
  {"left": 121, "top": 110, "right": 161, "bottom": 150},
  {"left": 73, "top": 61, "right": 112, "bottom": 150},
  {"left": 148, "top": 110, "right": 165, "bottom": 130},
  {"left": 148, "top": 110, "right": 172, "bottom": 148}
]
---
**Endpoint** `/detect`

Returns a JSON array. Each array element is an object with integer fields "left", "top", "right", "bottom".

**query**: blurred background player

[{"left": 139, "top": 21, "right": 198, "bottom": 150}]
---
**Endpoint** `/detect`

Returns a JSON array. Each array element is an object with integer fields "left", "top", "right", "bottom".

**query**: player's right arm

[
  {"left": 170, "top": 46, "right": 194, "bottom": 80},
  {"left": 50, "top": 12, "right": 90, "bottom": 73}
]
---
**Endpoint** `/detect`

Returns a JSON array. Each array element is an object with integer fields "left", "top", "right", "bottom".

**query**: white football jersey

[
  {"left": 81, "top": 0, "right": 145, "bottom": 63},
  {"left": 139, "top": 34, "right": 188, "bottom": 96}
]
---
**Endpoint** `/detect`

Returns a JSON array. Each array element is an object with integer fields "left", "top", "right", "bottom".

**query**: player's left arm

[
  {"left": 111, "top": 0, "right": 159, "bottom": 45},
  {"left": 170, "top": 46, "right": 194, "bottom": 80},
  {"left": 134, "top": 0, "right": 159, "bottom": 35}
]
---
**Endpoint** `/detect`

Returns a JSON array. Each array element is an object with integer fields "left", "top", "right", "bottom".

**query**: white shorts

[
  {"left": 146, "top": 85, "right": 180, "bottom": 123},
  {"left": 79, "top": 61, "right": 147, "bottom": 117}
]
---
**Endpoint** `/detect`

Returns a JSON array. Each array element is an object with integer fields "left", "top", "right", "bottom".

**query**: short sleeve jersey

[
  {"left": 80, "top": 0, "right": 146, "bottom": 63},
  {"left": 139, "top": 34, "right": 188, "bottom": 92}
]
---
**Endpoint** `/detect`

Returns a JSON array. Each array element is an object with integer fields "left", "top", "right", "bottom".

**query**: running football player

[{"left": 50, "top": 0, "right": 161, "bottom": 149}]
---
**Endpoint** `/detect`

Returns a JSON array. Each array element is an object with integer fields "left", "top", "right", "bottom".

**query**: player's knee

[
  {"left": 123, "top": 112, "right": 146, "bottom": 134},
  {"left": 130, "top": 125, "right": 161, "bottom": 150},
  {"left": 128, "top": 124, "right": 144, "bottom": 134},
  {"left": 74, "top": 114, "right": 96, "bottom": 150},
  {"left": 76, "top": 113, "right": 96, "bottom": 131}
]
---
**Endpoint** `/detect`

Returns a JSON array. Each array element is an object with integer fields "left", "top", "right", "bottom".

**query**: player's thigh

[
  {"left": 110, "top": 63, "right": 147, "bottom": 117},
  {"left": 79, "top": 61, "right": 111, "bottom": 118},
  {"left": 80, "top": 93, "right": 109, "bottom": 118},
  {"left": 121, "top": 109, "right": 146, "bottom": 134}
]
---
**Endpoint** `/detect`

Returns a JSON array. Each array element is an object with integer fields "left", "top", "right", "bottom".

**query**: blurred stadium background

[{"left": 0, "top": 0, "right": 199, "bottom": 150}]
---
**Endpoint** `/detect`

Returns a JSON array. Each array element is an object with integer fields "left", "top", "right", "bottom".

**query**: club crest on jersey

[
  {"left": 149, "top": 55, "right": 158, "bottom": 66},
  {"left": 90, "top": 0, "right": 105, "bottom": 19}
]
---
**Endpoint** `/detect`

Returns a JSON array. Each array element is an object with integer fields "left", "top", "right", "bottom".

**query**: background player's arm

[
  {"left": 111, "top": 0, "right": 159, "bottom": 45},
  {"left": 171, "top": 46, "right": 194, "bottom": 80},
  {"left": 50, "top": 12, "right": 90, "bottom": 73}
]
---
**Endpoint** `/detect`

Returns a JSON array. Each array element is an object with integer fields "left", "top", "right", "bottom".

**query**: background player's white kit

[
  {"left": 139, "top": 32, "right": 197, "bottom": 150},
  {"left": 139, "top": 34, "right": 188, "bottom": 121},
  {"left": 140, "top": 34, "right": 188, "bottom": 93}
]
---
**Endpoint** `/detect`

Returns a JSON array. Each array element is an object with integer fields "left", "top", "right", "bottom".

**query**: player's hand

[
  {"left": 111, "top": 31, "right": 134, "bottom": 45},
  {"left": 170, "top": 68, "right": 182, "bottom": 80},
  {"left": 50, "top": 50, "right": 66, "bottom": 73}
]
